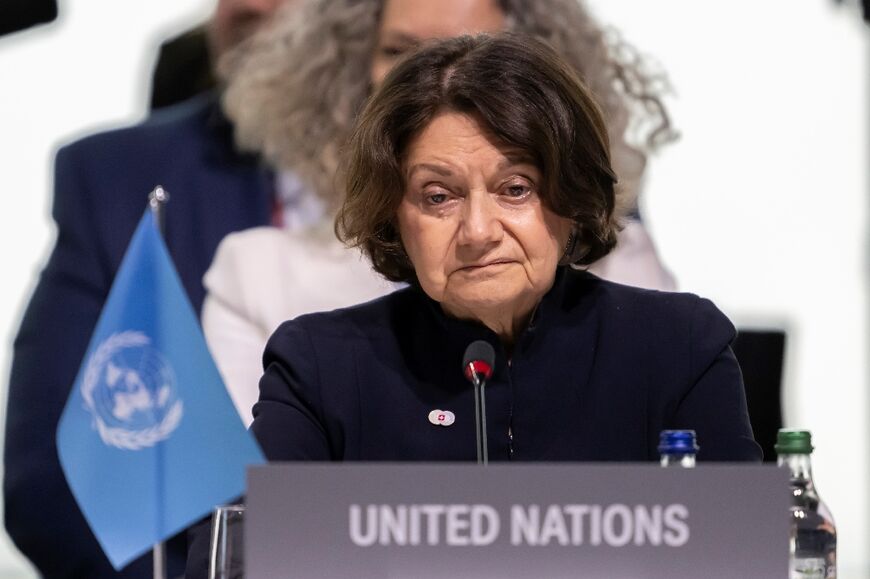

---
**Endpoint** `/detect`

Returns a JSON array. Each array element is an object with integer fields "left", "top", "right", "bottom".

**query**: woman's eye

[
  {"left": 380, "top": 46, "right": 403, "bottom": 58},
  {"left": 380, "top": 44, "right": 414, "bottom": 59},
  {"left": 504, "top": 183, "right": 532, "bottom": 198},
  {"left": 426, "top": 192, "right": 449, "bottom": 205}
]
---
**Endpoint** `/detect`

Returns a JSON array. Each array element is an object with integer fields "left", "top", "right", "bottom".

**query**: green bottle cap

[{"left": 774, "top": 429, "right": 814, "bottom": 454}]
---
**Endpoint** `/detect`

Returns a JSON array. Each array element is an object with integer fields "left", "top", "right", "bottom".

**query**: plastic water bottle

[
  {"left": 658, "top": 430, "right": 698, "bottom": 468},
  {"left": 775, "top": 429, "right": 836, "bottom": 578}
]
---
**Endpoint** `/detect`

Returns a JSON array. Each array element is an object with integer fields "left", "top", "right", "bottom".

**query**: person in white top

[
  {"left": 205, "top": 0, "right": 678, "bottom": 425},
  {"left": 203, "top": 224, "right": 398, "bottom": 425}
]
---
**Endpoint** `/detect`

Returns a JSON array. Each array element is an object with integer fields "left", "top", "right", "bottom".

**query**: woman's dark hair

[{"left": 337, "top": 33, "right": 618, "bottom": 283}]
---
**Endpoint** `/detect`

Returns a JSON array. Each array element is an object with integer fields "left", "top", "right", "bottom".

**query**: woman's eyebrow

[
  {"left": 407, "top": 163, "right": 453, "bottom": 178},
  {"left": 378, "top": 31, "right": 420, "bottom": 46},
  {"left": 498, "top": 152, "right": 536, "bottom": 170}
]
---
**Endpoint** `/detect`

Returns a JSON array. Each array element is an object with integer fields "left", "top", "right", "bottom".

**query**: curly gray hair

[{"left": 220, "top": 0, "right": 675, "bottom": 217}]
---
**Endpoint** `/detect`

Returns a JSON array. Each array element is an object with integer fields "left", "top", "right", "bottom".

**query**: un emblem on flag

[{"left": 81, "top": 331, "right": 184, "bottom": 450}]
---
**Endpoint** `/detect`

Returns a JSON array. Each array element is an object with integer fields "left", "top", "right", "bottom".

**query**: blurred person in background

[
  {"left": 149, "top": 24, "right": 215, "bottom": 110},
  {"left": 203, "top": 0, "right": 678, "bottom": 427},
  {"left": 3, "top": 0, "right": 294, "bottom": 577},
  {"left": 150, "top": 0, "right": 284, "bottom": 109}
]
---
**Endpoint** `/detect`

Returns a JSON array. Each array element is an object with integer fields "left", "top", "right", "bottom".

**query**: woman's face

[
  {"left": 371, "top": 0, "right": 506, "bottom": 86},
  {"left": 396, "top": 112, "right": 573, "bottom": 324}
]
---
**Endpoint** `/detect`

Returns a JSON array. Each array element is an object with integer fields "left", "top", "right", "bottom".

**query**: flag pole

[
  {"left": 152, "top": 543, "right": 166, "bottom": 579},
  {"left": 148, "top": 185, "right": 169, "bottom": 579},
  {"left": 148, "top": 186, "right": 170, "bottom": 234}
]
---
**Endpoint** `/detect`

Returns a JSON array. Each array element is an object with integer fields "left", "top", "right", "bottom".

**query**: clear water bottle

[
  {"left": 775, "top": 429, "right": 836, "bottom": 579},
  {"left": 658, "top": 430, "right": 698, "bottom": 468}
]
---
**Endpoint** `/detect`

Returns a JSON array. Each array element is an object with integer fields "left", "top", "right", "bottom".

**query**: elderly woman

[
  {"left": 185, "top": 32, "right": 758, "bottom": 578},
  {"left": 206, "top": 0, "right": 678, "bottom": 425},
  {"left": 250, "top": 34, "right": 761, "bottom": 464}
]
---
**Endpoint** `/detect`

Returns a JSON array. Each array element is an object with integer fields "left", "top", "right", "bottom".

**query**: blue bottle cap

[{"left": 658, "top": 430, "right": 699, "bottom": 455}]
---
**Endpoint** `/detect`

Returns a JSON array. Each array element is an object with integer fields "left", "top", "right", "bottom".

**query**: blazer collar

[{"left": 413, "top": 267, "right": 593, "bottom": 373}]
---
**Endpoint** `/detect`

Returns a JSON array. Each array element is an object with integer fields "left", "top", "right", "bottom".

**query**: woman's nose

[{"left": 457, "top": 191, "right": 503, "bottom": 249}]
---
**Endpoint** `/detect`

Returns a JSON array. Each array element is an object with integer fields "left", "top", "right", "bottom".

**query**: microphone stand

[{"left": 468, "top": 364, "right": 488, "bottom": 465}]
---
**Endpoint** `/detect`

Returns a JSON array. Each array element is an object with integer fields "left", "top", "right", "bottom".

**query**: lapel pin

[{"left": 428, "top": 409, "right": 455, "bottom": 427}]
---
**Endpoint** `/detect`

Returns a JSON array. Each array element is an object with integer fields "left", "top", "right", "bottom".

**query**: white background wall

[
  {"left": 591, "top": 1, "right": 868, "bottom": 576},
  {"left": 0, "top": 0, "right": 866, "bottom": 577}
]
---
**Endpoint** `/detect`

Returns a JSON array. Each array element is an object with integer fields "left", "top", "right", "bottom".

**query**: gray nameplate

[{"left": 247, "top": 463, "right": 787, "bottom": 578}]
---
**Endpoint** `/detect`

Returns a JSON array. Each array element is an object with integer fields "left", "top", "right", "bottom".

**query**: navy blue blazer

[
  {"left": 4, "top": 92, "right": 272, "bottom": 579},
  {"left": 186, "top": 269, "right": 761, "bottom": 578},
  {"left": 252, "top": 269, "right": 761, "bottom": 462}
]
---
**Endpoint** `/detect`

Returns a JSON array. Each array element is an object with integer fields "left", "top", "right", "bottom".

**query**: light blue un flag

[{"left": 57, "top": 209, "right": 265, "bottom": 569}]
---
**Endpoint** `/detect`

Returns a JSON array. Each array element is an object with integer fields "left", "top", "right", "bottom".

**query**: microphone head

[{"left": 462, "top": 340, "right": 495, "bottom": 382}]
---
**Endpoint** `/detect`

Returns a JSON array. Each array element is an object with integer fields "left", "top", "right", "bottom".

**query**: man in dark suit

[
  {"left": 2, "top": 0, "right": 290, "bottom": 575},
  {"left": 3, "top": 91, "right": 272, "bottom": 579}
]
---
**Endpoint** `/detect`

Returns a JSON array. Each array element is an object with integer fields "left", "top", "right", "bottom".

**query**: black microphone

[{"left": 462, "top": 341, "right": 495, "bottom": 465}]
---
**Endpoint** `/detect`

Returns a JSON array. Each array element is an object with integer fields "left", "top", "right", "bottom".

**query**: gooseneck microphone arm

[
  {"left": 468, "top": 365, "right": 488, "bottom": 465},
  {"left": 462, "top": 341, "right": 495, "bottom": 466}
]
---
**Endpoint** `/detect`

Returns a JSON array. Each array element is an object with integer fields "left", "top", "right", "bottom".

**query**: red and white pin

[{"left": 428, "top": 409, "right": 455, "bottom": 427}]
